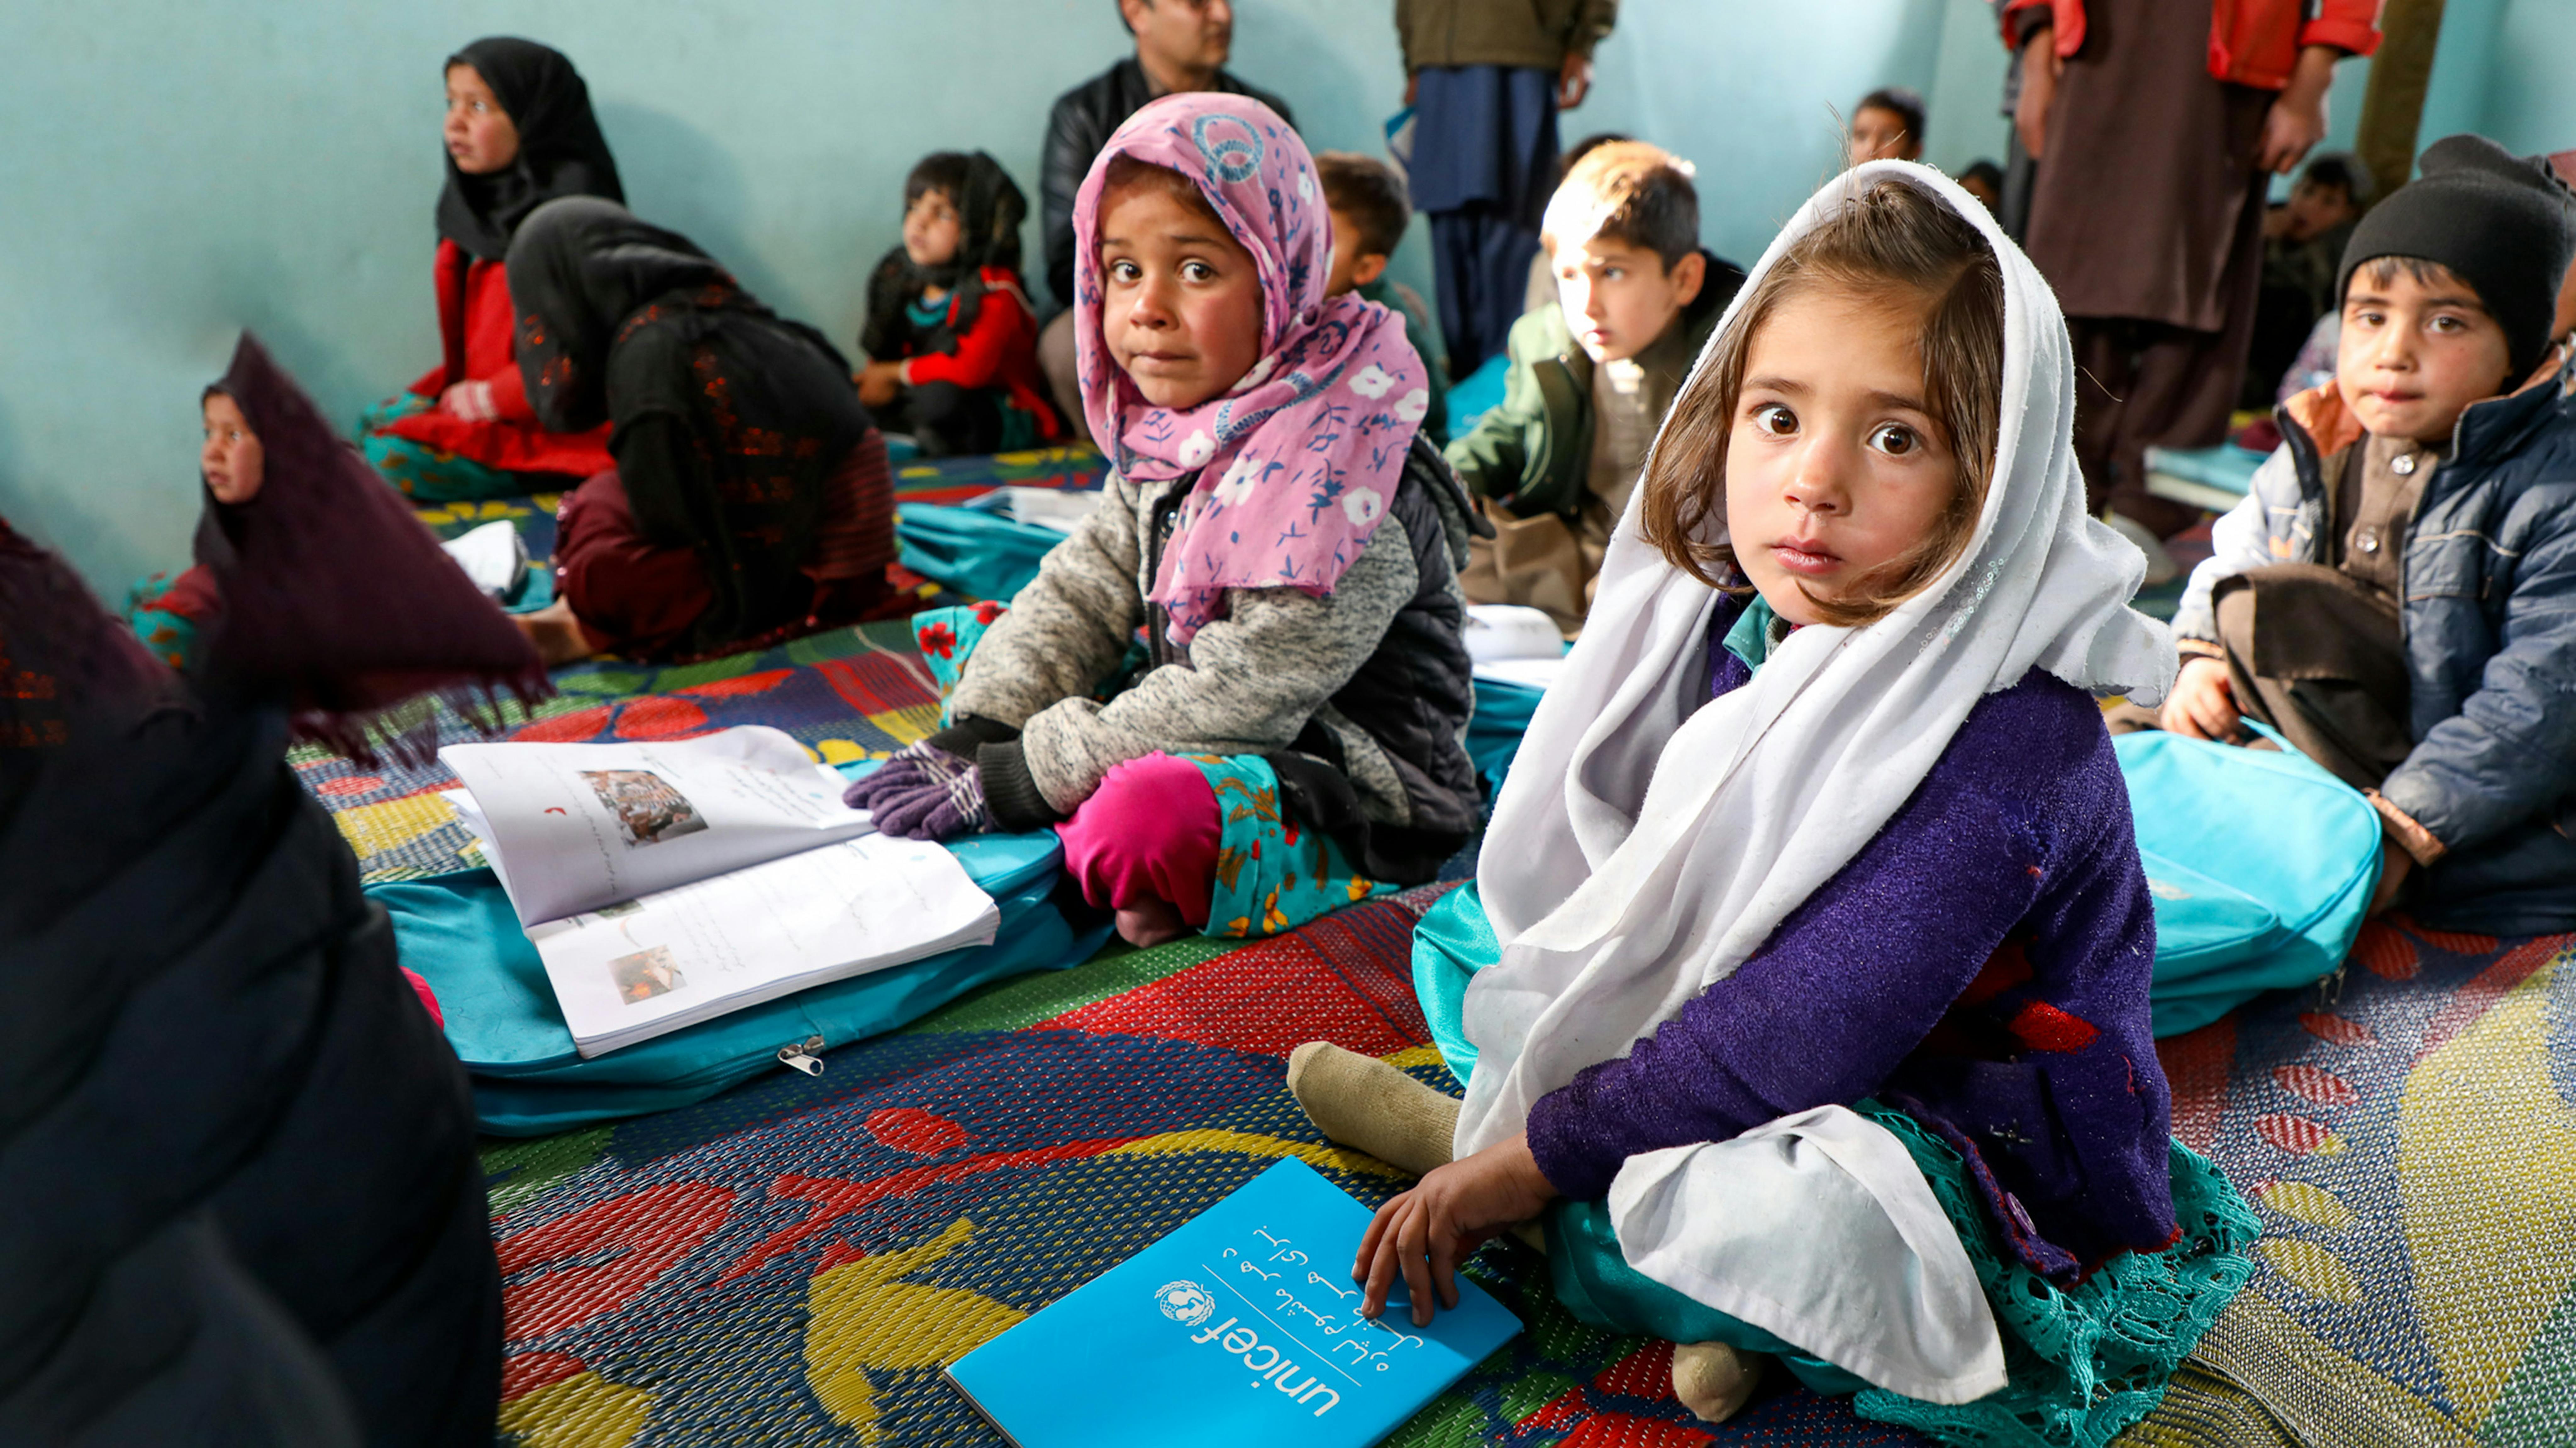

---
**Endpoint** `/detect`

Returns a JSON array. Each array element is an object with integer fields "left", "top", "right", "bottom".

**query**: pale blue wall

[
  {"left": 2484, "top": 0, "right": 2576, "bottom": 155},
  {"left": 3, "top": 0, "right": 2486, "bottom": 595},
  {"left": 0, "top": 0, "right": 1423, "bottom": 591},
  {"left": 2423, "top": 0, "right": 2576, "bottom": 159},
  {"left": 1921, "top": 0, "right": 2014, "bottom": 176}
]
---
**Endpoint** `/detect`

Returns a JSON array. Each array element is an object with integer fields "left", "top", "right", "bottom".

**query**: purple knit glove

[{"left": 843, "top": 741, "right": 991, "bottom": 841}]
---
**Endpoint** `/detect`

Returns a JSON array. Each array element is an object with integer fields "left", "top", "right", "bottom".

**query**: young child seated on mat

[
  {"left": 2243, "top": 152, "right": 2373, "bottom": 410},
  {"left": 358, "top": 38, "right": 624, "bottom": 501},
  {"left": 125, "top": 387, "right": 265, "bottom": 674},
  {"left": 856, "top": 152, "right": 1064, "bottom": 457},
  {"left": 502, "top": 198, "right": 897, "bottom": 665},
  {"left": 1291, "top": 168, "right": 2256, "bottom": 1439},
  {"left": 1315, "top": 150, "right": 1448, "bottom": 445},
  {"left": 1446, "top": 141, "right": 1746, "bottom": 637},
  {"left": 845, "top": 94, "right": 1483, "bottom": 948},
  {"left": 2150, "top": 135, "right": 2576, "bottom": 938}
]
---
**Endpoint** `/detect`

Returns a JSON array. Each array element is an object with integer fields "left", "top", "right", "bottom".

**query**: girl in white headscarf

[{"left": 1290, "top": 167, "right": 2255, "bottom": 1442}]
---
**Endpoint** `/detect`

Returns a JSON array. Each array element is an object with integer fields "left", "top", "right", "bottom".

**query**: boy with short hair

[
  {"left": 1315, "top": 150, "right": 1449, "bottom": 445},
  {"left": 2161, "top": 135, "right": 2576, "bottom": 935},
  {"left": 1446, "top": 141, "right": 1746, "bottom": 634},
  {"left": 1956, "top": 158, "right": 2006, "bottom": 214},
  {"left": 2246, "top": 151, "right": 2376, "bottom": 406},
  {"left": 1846, "top": 87, "right": 1925, "bottom": 165}
]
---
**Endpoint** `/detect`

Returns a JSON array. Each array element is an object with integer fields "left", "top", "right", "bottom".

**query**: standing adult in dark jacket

[
  {"left": 0, "top": 336, "right": 525, "bottom": 1446},
  {"left": 1397, "top": 0, "right": 1618, "bottom": 377},
  {"left": 1035, "top": 0, "right": 1293, "bottom": 442}
]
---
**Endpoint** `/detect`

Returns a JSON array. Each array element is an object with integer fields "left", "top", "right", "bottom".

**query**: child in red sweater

[
  {"left": 856, "top": 152, "right": 1063, "bottom": 457},
  {"left": 124, "top": 388, "right": 262, "bottom": 672},
  {"left": 358, "top": 38, "right": 623, "bottom": 501}
]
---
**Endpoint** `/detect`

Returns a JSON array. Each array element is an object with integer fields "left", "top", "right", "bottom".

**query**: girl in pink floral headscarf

[
  {"left": 1073, "top": 96, "right": 1436, "bottom": 643},
  {"left": 847, "top": 94, "right": 1484, "bottom": 950}
]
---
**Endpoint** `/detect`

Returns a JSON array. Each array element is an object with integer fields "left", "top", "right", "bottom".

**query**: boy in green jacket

[{"left": 1447, "top": 140, "right": 1744, "bottom": 635}]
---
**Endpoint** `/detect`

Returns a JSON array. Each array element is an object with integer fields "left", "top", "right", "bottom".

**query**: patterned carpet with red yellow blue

[{"left": 308, "top": 449, "right": 2576, "bottom": 1446}]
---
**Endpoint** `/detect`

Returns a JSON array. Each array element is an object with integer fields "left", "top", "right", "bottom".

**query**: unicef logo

[
  {"left": 1192, "top": 114, "right": 1264, "bottom": 184},
  {"left": 1153, "top": 1279, "right": 1217, "bottom": 1327}
]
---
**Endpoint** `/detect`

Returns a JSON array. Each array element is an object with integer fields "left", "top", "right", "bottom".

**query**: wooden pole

[{"left": 2354, "top": 0, "right": 2450, "bottom": 204}]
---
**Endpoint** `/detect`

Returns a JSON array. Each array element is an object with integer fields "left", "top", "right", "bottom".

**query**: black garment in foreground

[
  {"left": 0, "top": 336, "right": 524, "bottom": 1445},
  {"left": 509, "top": 197, "right": 876, "bottom": 657},
  {"left": 435, "top": 36, "right": 624, "bottom": 263}
]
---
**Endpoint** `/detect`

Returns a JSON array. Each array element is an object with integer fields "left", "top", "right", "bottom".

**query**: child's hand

[
  {"left": 842, "top": 741, "right": 989, "bottom": 840},
  {"left": 858, "top": 360, "right": 905, "bottom": 410},
  {"left": 1556, "top": 51, "right": 1592, "bottom": 110},
  {"left": 2161, "top": 656, "right": 2240, "bottom": 741},
  {"left": 1354, "top": 1134, "right": 1555, "bottom": 1328},
  {"left": 2258, "top": 45, "right": 2340, "bottom": 175},
  {"left": 2368, "top": 836, "right": 2413, "bottom": 916},
  {"left": 2015, "top": 27, "right": 2063, "bottom": 160},
  {"left": 439, "top": 380, "right": 498, "bottom": 422}
]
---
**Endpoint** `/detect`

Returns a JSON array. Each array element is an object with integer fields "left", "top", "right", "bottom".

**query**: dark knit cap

[{"left": 2339, "top": 134, "right": 2576, "bottom": 380}]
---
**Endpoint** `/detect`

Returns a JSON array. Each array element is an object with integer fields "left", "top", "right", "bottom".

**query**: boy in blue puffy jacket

[{"left": 2157, "top": 135, "right": 2576, "bottom": 936}]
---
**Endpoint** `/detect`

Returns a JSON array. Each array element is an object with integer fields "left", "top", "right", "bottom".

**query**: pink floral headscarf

[{"left": 1073, "top": 94, "right": 1432, "bottom": 646}]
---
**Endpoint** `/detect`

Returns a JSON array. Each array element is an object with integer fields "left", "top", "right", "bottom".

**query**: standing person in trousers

[
  {"left": 1397, "top": 0, "right": 1618, "bottom": 378},
  {"left": 1035, "top": 0, "right": 1294, "bottom": 445},
  {"left": 2004, "top": 0, "right": 2379, "bottom": 549}
]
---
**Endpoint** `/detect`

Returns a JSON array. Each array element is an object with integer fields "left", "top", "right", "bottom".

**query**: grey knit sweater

[{"left": 947, "top": 437, "right": 1486, "bottom": 881}]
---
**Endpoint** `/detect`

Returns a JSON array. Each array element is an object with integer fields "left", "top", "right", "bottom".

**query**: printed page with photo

[
  {"left": 526, "top": 833, "right": 1000, "bottom": 1057},
  {"left": 440, "top": 725, "right": 876, "bottom": 926}
]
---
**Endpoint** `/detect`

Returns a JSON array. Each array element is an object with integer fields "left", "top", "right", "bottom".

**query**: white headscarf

[{"left": 1457, "top": 162, "right": 2174, "bottom": 1160}]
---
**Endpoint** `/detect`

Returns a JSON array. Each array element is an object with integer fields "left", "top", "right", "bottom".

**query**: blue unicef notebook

[{"left": 945, "top": 1158, "right": 1521, "bottom": 1446}]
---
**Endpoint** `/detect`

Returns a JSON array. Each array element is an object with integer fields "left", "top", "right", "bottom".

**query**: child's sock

[
  {"left": 1671, "top": 1342, "right": 1759, "bottom": 1423},
  {"left": 1286, "top": 1042, "right": 1461, "bottom": 1177}
]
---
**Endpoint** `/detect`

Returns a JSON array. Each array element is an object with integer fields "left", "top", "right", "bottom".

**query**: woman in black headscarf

[
  {"left": 855, "top": 151, "right": 1063, "bottom": 456},
  {"left": 505, "top": 197, "right": 898, "bottom": 665},
  {"left": 358, "top": 37, "right": 625, "bottom": 502},
  {"left": 0, "top": 336, "right": 531, "bottom": 1446}
]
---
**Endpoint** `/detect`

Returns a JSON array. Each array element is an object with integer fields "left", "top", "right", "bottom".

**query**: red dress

[
  {"left": 374, "top": 239, "right": 616, "bottom": 478},
  {"left": 897, "top": 268, "right": 1065, "bottom": 441}
]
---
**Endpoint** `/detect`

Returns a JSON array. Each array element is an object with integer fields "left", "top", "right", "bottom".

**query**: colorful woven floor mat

[
  {"left": 329, "top": 446, "right": 1111, "bottom": 883},
  {"left": 2135, "top": 922, "right": 2576, "bottom": 1447},
  {"left": 297, "top": 619, "right": 945, "bottom": 883},
  {"left": 881, "top": 442, "right": 1106, "bottom": 507},
  {"left": 475, "top": 902, "right": 2576, "bottom": 1448},
  {"left": 482, "top": 884, "right": 1918, "bottom": 1448}
]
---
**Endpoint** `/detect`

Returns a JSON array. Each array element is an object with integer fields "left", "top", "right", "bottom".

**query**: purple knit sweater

[{"left": 1524, "top": 598, "right": 2179, "bottom": 1282}]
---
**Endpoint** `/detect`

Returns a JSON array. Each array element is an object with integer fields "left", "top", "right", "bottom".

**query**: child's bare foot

[
  {"left": 512, "top": 600, "right": 597, "bottom": 667},
  {"left": 1671, "top": 1341, "right": 1760, "bottom": 1423},
  {"left": 1115, "top": 899, "right": 1188, "bottom": 948},
  {"left": 1286, "top": 1041, "right": 1462, "bottom": 1176}
]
